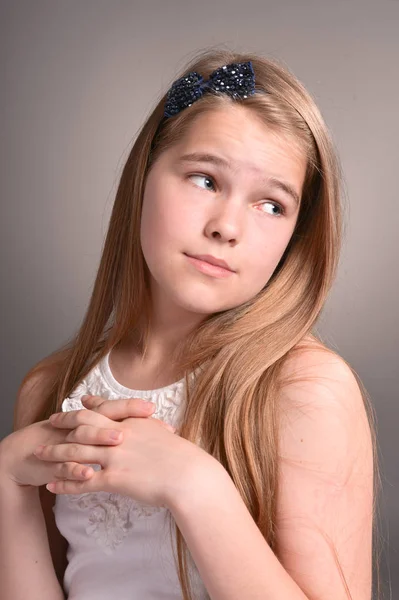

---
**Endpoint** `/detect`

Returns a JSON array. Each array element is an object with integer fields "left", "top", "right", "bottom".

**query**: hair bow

[{"left": 164, "top": 61, "right": 256, "bottom": 118}]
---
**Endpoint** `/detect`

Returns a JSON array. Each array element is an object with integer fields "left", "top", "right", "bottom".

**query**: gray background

[{"left": 1, "top": 0, "right": 397, "bottom": 596}]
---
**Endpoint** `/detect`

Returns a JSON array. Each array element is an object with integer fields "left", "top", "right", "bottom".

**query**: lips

[{"left": 185, "top": 253, "right": 234, "bottom": 272}]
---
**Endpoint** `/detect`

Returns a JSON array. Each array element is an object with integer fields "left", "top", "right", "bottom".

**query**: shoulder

[
  {"left": 13, "top": 365, "right": 56, "bottom": 430},
  {"left": 280, "top": 335, "right": 367, "bottom": 419},
  {"left": 273, "top": 337, "right": 374, "bottom": 597},
  {"left": 278, "top": 336, "right": 372, "bottom": 477}
]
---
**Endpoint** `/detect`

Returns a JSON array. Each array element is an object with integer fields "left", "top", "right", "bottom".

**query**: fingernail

[
  {"left": 34, "top": 445, "right": 45, "bottom": 454},
  {"left": 109, "top": 430, "right": 122, "bottom": 440},
  {"left": 81, "top": 395, "right": 91, "bottom": 402}
]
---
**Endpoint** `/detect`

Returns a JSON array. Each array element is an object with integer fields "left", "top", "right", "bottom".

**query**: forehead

[{"left": 170, "top": 106, "right": 307, "bottom": 184}]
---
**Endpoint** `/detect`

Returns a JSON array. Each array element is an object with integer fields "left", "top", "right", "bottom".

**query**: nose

[{"left": 203, "top": 197, "right": 244, "bottom": 246}]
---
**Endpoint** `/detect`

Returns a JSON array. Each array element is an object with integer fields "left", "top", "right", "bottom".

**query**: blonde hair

[{"left": 23, "top": 48, "right": 382, "bottom": 599}]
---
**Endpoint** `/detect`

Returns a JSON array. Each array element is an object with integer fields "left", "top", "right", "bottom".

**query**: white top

[{"left": 53, "top": 351, "right": 209, "bottom": 599}]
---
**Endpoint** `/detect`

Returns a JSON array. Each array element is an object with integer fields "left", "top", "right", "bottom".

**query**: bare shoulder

[
  {"left": 278, "top": 336, "right": 372, "bottom": 480},
  {"left": 274, "top": 337, "right": 374, "bottom": 599},
  {"left": 281, "top": 334, "right": 364, "bottom": 405},
  {"left": 13, "top": 366, "right": 56, "bottom": 431}
]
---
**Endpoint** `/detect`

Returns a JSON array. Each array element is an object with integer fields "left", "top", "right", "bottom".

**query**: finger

[
  {"left": 34, "top": 443, "right": 106, "bottom": 465},
  {"left": 82, "top": 397, "right": 156, "bottom": 420},
  {"left": 46, "top": 473, "right": 101, "bottom": 495},
  {"left": 53, "top": 462, "right": 94, "bottom": 481},
  {"left": 65, "top": 424, "right": 123, "bottom": 445},
  {"left": 49, "top": 409, "right": 115, "bottom": 430},
  {"left": 80, "top": 395, "right": 105, "bottom": 408}
]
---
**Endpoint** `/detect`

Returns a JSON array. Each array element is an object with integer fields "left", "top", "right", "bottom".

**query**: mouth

[{"left": 184, "top": 253, "right": 235, "bottom": 278}]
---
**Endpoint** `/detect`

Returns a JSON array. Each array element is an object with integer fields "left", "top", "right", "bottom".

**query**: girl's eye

[
  {"left": 187, "top": 174, "right": 285, "bottom": 217},
  {"left": 188, "top": 174, "right": 216, "bottom": 192},
  {"left": 258, "top": 201, "right": 285, "bottom": 217}
]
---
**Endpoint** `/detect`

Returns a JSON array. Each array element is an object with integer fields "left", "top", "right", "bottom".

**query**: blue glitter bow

[{"left": 164, "top": 61, "right": 256, "bottom": 118}]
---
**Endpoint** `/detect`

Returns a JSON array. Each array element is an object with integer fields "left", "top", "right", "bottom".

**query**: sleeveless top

[{"left": 53, "top": 351, "right": 209, "bottom": 600}]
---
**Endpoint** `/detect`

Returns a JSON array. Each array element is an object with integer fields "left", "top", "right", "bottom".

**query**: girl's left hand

[{"left": 35, "top": 399, "right": 213, "bottom": 508}]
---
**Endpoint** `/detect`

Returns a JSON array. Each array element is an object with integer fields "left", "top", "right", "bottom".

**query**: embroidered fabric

[
  {"left": 57, "top": 352, "right": 190, "bottom": 555},
  {"left": 53, "top": 352, "right": 209, "bottom": 599}
]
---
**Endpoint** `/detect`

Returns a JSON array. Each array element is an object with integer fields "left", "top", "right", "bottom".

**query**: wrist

[
  {"left": 0, "top": 476, "right": 38, "bottom": 501},
  {"left": 0, "top": 438, "right": 13, "bottom": 483},
  {"left": 0, "top": 438, "right": 35, "bottom": 496},
  {"left": 164, "top": 453, "right": 229, "bottom": 514}
]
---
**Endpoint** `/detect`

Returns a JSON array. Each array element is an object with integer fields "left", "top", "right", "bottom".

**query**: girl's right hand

[
  {"left": 0, "top": 419, "right": 92, "bottom": 489},
  {"left": 0, "top": 398, "right": 162, "bottom": 489}
]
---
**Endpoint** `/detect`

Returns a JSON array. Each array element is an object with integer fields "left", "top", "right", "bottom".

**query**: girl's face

[{"left": 140, "top": 105, "right": 307, "bottom": 320}]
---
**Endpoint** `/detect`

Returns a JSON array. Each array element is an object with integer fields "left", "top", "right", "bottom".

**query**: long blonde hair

[{"left": 23, "top": 48, "right": 382, "bottom": 599}]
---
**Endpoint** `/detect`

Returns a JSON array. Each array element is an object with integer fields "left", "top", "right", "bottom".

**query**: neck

[{"left": 133, "top": 284, "right": 208, "bottom": 365}]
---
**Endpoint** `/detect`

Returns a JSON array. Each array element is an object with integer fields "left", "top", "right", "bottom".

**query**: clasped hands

[{"left": 33, "top": 395, "right": 208, "bottom": 508}]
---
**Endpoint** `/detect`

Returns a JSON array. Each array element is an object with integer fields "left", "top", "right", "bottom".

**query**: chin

[
  {"left": 148, "top": 267, "right": 248, "bottom": 316},
  {"left": 173, "top": 288, "right": 243, "bottom": 316},
  {"left": 174, "top": 295, "right": 225, "bottom": 316}
]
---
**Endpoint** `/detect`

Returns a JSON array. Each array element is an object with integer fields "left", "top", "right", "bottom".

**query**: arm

[
  {"left": 169, "top": 460, "right": 309, "bottom": 600},
  {"left": 0, "top": 477, "right": 65, "bottom": 600},
  {"left": 0, "top": 371, "right": 67, "bottom": 600},
  {"left": 39, "top": 485, "right": 69, "bottom": 587},
  {"left": 167, "top": 351, "right": 373, "bottom": 600}
]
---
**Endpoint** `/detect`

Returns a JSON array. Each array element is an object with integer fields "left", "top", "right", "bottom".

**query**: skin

[
  {"left": 1, "top": 397, "right": 173, "bottom": 488},
  {"left": 138, "top": 104, "right": 307, "bottom": 364}
]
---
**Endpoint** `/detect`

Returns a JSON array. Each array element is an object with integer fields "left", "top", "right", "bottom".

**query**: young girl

[{"left": 0, "top": 48, "right": 378, "bottom": 600}]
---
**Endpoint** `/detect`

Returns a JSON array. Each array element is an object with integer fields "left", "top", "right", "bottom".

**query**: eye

[
  {"left": 258, "top": 201, "right": 285, "bottom": 217},
  {"left": 188, "top": 174, "right": 216, "bottom": 192}
]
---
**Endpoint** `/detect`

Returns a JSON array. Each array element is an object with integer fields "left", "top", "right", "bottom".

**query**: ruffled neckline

[{"left": 98, "top": 351, "right": 186, "bottom": 399}]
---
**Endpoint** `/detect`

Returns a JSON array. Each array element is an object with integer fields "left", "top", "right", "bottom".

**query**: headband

[{"left": 164, "top": 61, "right": 256, "bottom": 118}]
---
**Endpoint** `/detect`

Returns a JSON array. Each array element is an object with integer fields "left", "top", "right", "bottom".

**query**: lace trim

[{"left": 62, "top": 352, "right": 189, "bottom": 426}]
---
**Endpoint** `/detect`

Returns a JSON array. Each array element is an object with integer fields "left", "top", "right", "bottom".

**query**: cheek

[
  {"left": 140, "top": 178, "right": 200, "bottom": 254},
  {"left": 140, "top": 183, "right": 186, "bottom": 264},
  {"left": 245, "top": 226, "right": 293, "bottom": 280}
]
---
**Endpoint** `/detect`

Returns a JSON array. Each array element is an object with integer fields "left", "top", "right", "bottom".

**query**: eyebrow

[{"left": 178, "top": 152, "right": 301, "bottom": 207}]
